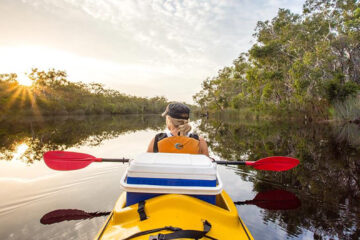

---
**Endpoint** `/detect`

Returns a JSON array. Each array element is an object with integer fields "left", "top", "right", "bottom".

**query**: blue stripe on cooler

[
  {"left": 126, "top": 192, "right": 216, "bottom": 206},
  {"left": 127, "top": 176, "right": 216, "bottom": 187}
]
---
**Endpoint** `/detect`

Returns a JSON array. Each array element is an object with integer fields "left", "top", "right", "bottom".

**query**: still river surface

[{"left": 0, "top": 114, "right": 359, "bottom": 240}]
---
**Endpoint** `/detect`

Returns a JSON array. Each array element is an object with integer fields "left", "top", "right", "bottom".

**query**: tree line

[
  {"left": 193, "top": 0, "right": 360, "bottom": 118},
  {"left": 0, "top": 68, "right": 169, "bottom": 116}
]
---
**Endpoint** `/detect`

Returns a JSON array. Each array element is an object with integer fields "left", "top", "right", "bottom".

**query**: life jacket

[{"left": 153, "top": 131, "right": 200, "bottom": 154}]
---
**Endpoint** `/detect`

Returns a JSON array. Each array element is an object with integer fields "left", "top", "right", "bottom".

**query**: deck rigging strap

[
  {"left": 122, "top": 226, "right": 182, "bottom": 240},
  {"left": 149, "top": 220, "right": 215, "bottom": 240},
  {"left": 122, "top": 220, "right": 217, "bottom": 240},
  {"left": 138, "top": 200, "right": 147, "bottom": 221}
]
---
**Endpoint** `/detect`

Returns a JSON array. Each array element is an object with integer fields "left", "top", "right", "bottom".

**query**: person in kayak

[{"left": 147, "top": 102, "right": 209, "bottom": 156}]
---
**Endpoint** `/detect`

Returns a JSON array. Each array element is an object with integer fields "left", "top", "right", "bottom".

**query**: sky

[{"left": 0, "top": 0, "right": 304, "bottom": 103}]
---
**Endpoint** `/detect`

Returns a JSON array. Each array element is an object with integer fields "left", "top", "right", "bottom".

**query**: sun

[{"left": 17, "top": 74, "right": 33, "bottom": 86}]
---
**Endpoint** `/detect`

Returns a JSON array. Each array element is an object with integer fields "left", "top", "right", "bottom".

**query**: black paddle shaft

[
  {"left": 215, "top": 161, "right": 246, "bottom": 165},
  {"left": 101, "top": 159, "right": 246, "bottom": 165},
  {"left": 101, "top": 158, "right": 130, "bottom": 163}
]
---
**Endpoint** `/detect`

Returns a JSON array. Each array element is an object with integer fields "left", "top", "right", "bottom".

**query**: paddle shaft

[
  {"left": 93, "top": 159, "right": 288, "bottom": 168},
  {"left": 96, "top": 158, "right": 130, "bottom": 163},
  {"left": 44, "top": 151, "right": 299, "bottom": 171},
  {"left": 234, "top": 200, "right": 257, "bottom": 205},
  {"left": 99, "top": 158, "right": 249, "bottom": 165},
  {"left": 215, "top": 161, "right": 248, "bottom": 165},
  {"left": 235, "top": 199, "right": 284, "bottom": 205}
]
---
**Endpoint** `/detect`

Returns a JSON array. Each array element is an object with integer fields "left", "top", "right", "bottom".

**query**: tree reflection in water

[
  {"left": 1, "top": 114, "right": 359, "bottom": 239},
  {"left": 0, "top": 114, "right": 165, "bottom": 163},
  {"left": 198, "top": 117, "right": 360, "bottom": 239}
]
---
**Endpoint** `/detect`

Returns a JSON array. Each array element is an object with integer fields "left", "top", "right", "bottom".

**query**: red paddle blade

[
  {"left": 43, "top": 151, "right": 96, "bottom": 171},
  {"left": 247, "top": 156, "right": 300, "bottom": 171}
]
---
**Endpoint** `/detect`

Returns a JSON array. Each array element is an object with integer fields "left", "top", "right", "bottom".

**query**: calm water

[{"left": 0, "top": 114, "right": 359, "bottom": 240}]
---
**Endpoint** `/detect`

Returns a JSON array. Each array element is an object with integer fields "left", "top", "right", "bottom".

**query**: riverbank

[{"left": 0, "top": 69, "right": 169, "bottom": 117}]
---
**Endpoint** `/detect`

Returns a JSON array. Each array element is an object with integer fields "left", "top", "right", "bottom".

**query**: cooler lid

[{"left": 127, "top": 153, "right": 216, "bottom": 180}]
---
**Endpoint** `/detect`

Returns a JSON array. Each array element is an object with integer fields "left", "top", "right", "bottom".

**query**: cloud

[{"left": 2, "top": 0, "right": 304, "bottom": 102}]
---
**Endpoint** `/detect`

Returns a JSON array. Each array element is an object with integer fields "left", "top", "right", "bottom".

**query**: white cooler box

[{"left": 120, "top": 153, "right": 223, "bottom": 206}]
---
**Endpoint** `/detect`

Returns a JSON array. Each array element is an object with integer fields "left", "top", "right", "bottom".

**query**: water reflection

[
  {"left": 198, "top": 117, "right": 360, "bottom": 239},
  {"left": 0, "top": 114, "right": 359, "bottom": 239},
  {"left": 11, "top": 143, "right": 29, "bottom": 162},
  {"left": 40, "top": 210, "right": 111, "bottom": 225},
  {"left": 0, "top": 114, "right": 164, "bottom": 163},
  {"left": 234, "top": 189, "right": 301, "bottom": 210},
  {"left": 333, "top": 122, "right": 360, "bottom": 147}
]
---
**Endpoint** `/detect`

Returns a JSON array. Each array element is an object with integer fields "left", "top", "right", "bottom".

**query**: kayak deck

[{"left": 96, "top": 191, "right": 253, "bottom": 240}]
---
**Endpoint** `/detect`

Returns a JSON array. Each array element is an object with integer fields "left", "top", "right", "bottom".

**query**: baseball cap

[{"left": 161, "top": 102, "right": 190, "bottom": 120}]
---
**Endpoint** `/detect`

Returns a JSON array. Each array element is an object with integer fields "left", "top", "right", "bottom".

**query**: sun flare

[
  {"left": 17, "top": 74, "right": 32, "bottom": 87},
  {"left": 11, "top": 143, "right": 29, "bottom": 162}
]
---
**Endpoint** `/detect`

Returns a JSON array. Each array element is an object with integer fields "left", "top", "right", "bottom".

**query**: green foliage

[
  {"left": 325, "top": 75, "right": 360, "bottom": 102},
  {"left": 193, "top": 1, "right": 360, "bottom": 118},
  {"left": 0, "top": 69, "right": 169, "bottom": 116}
]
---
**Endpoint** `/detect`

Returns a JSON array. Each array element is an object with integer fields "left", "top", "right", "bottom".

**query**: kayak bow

[{"left": 95, "top": 191, "right": 253, "bottom": 240}]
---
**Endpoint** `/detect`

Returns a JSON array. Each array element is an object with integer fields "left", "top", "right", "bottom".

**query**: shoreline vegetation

[
  {"left": 1, "top": 1, "right": 359, "bottom": 123},
  {"left": 193, "top": 0, "right": 360, "bottom": 122},
  {"left": 0, "top": 68, "right": 170, "bottom": 118}
]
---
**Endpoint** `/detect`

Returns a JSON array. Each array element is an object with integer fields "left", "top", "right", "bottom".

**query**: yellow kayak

[{"left": 95, "top": 190, "right": 254, "bottom": 240}]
